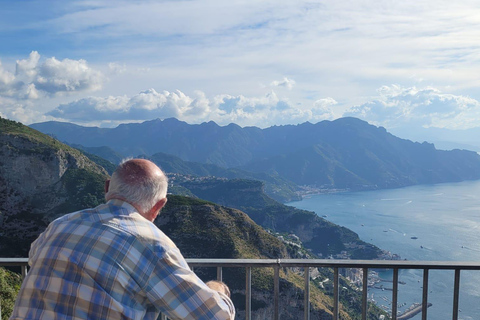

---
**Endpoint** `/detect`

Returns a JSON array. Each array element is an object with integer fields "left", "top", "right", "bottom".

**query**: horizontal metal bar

[
  {"left": 0, "top": 258, "right": 29, "bottom": 266},
  {"left": 185, "top": 259, "right": 480, "bottom": 270},
  {"left": 3, "top": 258, "right": 480, "bottom": 270}
]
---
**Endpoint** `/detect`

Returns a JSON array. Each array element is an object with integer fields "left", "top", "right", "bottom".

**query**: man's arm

[
  {"left": 206, "top": 281, "right": 231, "bottom": 298},
  {"left": 144, "top": 248, "right": 235, "bottom": 320}
]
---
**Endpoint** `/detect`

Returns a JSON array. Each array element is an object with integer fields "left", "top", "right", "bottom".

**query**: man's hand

[{"left": 206, "top": 280, "right": 231, "bottom": 298}]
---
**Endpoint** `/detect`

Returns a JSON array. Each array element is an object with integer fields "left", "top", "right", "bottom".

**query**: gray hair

[{"left": 106, "top": 158, "right": 168, "bottom": 214}]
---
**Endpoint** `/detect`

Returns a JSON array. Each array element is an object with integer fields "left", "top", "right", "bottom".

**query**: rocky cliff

[{"left": 0, "top": 117, "right": 108, "bottom": 256}]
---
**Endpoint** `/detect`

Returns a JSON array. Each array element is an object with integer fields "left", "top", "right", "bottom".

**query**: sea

[{"left": 288, "top": 180, "right": 480, "bottom": 320}]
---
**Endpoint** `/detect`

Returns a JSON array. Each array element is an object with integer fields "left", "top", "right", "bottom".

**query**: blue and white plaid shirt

[{"left": 10, "top": 199, "right": 235, "bottom": 320}]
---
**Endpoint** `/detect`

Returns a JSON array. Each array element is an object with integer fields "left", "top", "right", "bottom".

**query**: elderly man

[{"left": 10, "top": 159, "right": 235, "bottom": 320}]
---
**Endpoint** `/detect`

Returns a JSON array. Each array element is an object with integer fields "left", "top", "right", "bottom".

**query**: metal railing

[{"left": 2, "top": 258, "right": 480, "bottom": 320}]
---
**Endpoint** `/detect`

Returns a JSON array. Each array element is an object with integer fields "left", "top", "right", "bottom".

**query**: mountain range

[{"left": 31, "top": 117, "right": 480, "bottom": 192}]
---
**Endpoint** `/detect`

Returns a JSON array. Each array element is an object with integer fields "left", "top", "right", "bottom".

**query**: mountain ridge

[{"left": 31, "top": 117, "right": 480, "bottom": 191}]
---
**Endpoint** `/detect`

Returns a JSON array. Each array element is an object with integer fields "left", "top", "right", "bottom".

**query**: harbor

[
  {"left": 356, "top": 269, "right": 430, "bottom": 319},
  {"left": 398, "top": 303, "right": 433, "bottom": 320}
]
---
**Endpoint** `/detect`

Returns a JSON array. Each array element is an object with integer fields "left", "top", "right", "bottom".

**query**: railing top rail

[
  {"left": 186, "top": 258, "right": 480, "bottom": 270},
  {"left": 2, "top": 258, "right": 480, "bottom": 270},
  {"left": 0, "top": 258, "right": 29, "bottom": 266}
]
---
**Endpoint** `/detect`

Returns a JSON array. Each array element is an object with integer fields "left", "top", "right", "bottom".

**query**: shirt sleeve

[{"left": 143, "top": 247, "right": 235, "bottom": 320}]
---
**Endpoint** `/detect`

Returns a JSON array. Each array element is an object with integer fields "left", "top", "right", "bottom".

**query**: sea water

[{"left": 288, "top": 180, "right": 480, "bottom": 320}]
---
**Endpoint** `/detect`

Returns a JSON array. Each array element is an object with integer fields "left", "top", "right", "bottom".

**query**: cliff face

[{"left": 0, "top": 117, "right": 108, "bottom": 256}]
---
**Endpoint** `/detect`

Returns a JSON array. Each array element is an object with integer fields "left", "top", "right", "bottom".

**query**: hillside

[
  {"left": 159, "top": 195, "right": 386, "bottom": 319},
  {"left": 145, "top": 152, "right": 300, "bottom": 202},
  {"left": 0, "top": 117, "right": 108, "bottom": 257},
  {"left": 176, "top": 178, "right": 389, "bottom": 260},
  {"left": 31, "top": 117, "right": 480, "bottom": 191}
]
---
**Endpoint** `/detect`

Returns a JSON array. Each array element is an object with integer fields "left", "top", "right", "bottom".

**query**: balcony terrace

[{"left": 2, "top": 258, "right": 480, "bottom": 320}]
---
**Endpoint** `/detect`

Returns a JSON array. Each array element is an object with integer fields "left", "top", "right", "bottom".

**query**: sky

[{"left": 2, "top": 0, "right": 480, "bottom": 145}]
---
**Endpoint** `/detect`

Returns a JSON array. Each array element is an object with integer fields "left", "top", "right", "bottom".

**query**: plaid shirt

[{"left": 10, "top": 199, "right": 235, "bottom": 320}]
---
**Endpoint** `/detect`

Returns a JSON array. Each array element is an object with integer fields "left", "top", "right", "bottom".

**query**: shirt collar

[{"left": 107, "top": 199, "right": 138, "bottom": 214}]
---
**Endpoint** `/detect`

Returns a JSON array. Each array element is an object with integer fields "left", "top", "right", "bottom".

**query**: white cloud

[
  {"left": 0, "top": 96, "right": 48, "bottom": 124},
  {"left": 34, "top": 56, "right": 104, "bottom": 94},
  {"left": 0, "top": 62, "right": 15, "bottom": 85},
  {"left": 48, "top": 89, "right": 199, "bottom": 121},
  {"left": 45, "top": 88, "right": 337, "bottom": 127},
  {"left": 108, "top": 62, "right": 127, "bottom": 75},
  {"left": 0, "top": 61, "right": 17, "bottom": 96},
  {"left": 16, "top": 51, "right": 40, "bottom": 81},
  {"left": 270, "top": 77, "right": 296, "bottom": 90},
  {"left": 310, "top": 97, "right": 337, "bottom": 121},
  {"left": 0, "top": 51, "right": 105, "bottom": 100},
  {"left": 344, "top": 85, "right": 480, "bottom": 130}
]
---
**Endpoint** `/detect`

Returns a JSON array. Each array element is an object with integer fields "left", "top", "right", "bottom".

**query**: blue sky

[{"left": 2, "top": 0, "right": 480, "bottom": 144}]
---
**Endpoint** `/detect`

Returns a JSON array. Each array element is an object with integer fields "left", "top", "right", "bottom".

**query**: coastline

[{"left": 287, "top": 180, "right": 480, "bottom": 319}]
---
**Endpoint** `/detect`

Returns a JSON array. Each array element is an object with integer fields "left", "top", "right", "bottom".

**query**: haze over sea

[{"left": 289, "top": 180, "right": 480, "bottom": 320}]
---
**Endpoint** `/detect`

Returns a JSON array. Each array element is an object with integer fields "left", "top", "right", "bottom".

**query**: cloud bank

[
  {"left": 47, "top": 88, "right": 337, "bottom": 128},
  {"left": 345, "top": 85, "right": 480, "bottom": 130}
]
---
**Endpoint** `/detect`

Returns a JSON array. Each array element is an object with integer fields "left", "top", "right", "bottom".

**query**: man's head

[{"left": 105, "top": 159, "right": 168, "bottom": 221}]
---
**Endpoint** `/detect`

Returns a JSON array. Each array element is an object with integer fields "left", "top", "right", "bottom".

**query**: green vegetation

[
  {"left": 173, "top": 178, "right": 384, "bottom": 259},
  {"left": 0, "top": 117, "right": 109, "bottom": 256},
  {"left": 0, "top": 267, "right": 22, "bottom": 320},
  {"left": 0, "top": 117, "right": 81, "bottom": 157},
  {"left": 147, "top": 152, "right": 301, "bottom": 202},
  {"left": 49, "top": 168, "right": 106, "bottom": 220},
  {"left": 78, "top": 151, "right": 116, "bottom": 174}
]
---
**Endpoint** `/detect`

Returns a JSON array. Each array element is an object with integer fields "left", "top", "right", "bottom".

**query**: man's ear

[
  {"left": 105, "top": 180, "right": 110, "bottom": 193},
  {"left": 154, "top": 197, "right": 167, "bottom": 211}
]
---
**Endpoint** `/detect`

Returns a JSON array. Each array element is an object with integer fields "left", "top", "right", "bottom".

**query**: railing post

[
  {"left": 21, "top": 265, "right": 28, "bottom": 280},
  {"left": 422, "top": 269, "right": 429, "bottom": 320},
  {"left": 392, "top": 268, "right": 399, "bottom": 320},
  {"left": 217, "top": 266, "right": 222, "bottom": 282},
  {"left": 274, "top": 265, "right": 280, "bottom": 320},
  {"left": 333, "top": 267, "right": 339, "bottom": 320},
  {"left": 245, "top": 267, "right": 252, "bottom": 320},
  {"left": 362, "top": 268, "right": 368, "bottom": 320},
  {"left": 304, "top": 267, "right": 310, "bottom": 320},
  {"left": 452, "top": 269, "right": 461, "bottom": 320}
]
